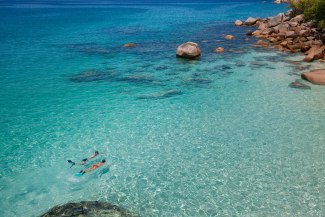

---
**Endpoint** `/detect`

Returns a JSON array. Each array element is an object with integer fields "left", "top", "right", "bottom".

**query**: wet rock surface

[
  {"left": 176, "top": 42, "right": 201, "bottom": 59},
  {"left": 40, "top": 201, "right": 137, "bottom": 217},
  {"left": 301, "top": 69, "right": 325, "bottom": 85}
]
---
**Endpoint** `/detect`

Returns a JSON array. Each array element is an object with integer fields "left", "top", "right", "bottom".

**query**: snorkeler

[
  {"left": 78, "top": 159, "right": 106, "bottom": 175},
  {"left": 67, "top": 151, "right": 99, "bottom": 167}
]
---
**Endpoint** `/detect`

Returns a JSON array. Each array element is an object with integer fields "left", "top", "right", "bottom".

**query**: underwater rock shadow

[
  {"left": 69, "top": 70, "right": 118, "bottom": 82},
  {"left": 65, "top": 43, "right": 112, "bottom": 56},
  {"left": 179, "top": 77, "right": 214, "bottom": 88},
  {"left": 137, "top": 89, "right": 182, "bottom": 100},
  {"left": 118, "top": 75, "right": 166, "bottom": 86},
  {"left": 289, "top": 79, "right": 311, "bottom": 90}
]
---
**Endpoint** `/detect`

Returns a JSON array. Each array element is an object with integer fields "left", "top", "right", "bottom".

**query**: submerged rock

[
  {"left": 119, "top": 75, "right": 162, "bottom": 85},
  {"left": 40, "top": 201, "right": 137, "bottom": 217},
  {"left": 289, "top": 79, "right": 311, "bottom": 89},
  {"left": 225, "top": 35, "right": 235, "bottom": 40},
  {"left": 301, "top": 69, "right": 325, "bottom": 85},
  {"left": 176, "top": 42, "right": 201, "bottom": 59},
  {"left": 155, "top": 65, "right": 168, "bottom": 71},
  {"left": 138, "top": 89, "right": 182, "bottom": 99},
  {"left": 67, "top": 43, "right": 110, "bottom": 55},
  {"left": 215, "top": 47, "right": 225, "bottom": 53},
  {"left": 70, "top": 70, "right": 113, "bottom": 82},
  {"left": 124, "top": 43, "right": 137, "bottom": 48},
  {"left": 186, "top": 77, "right": 213, "bottom": 84},
  {"left": 254, "top": 40, "right": 269, "bottom": 47},
  {"left": 221, "top": 65, "right": 232, "bottom": 70}
]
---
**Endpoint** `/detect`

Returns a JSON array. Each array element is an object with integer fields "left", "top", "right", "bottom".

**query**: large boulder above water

[
  {"left": 301, "top": 69, "right": 325, "bottom": 85},
  {"left": 40, "top": 201, "right": 137, "bottom": 217},
  {"left": 176, "top": 42, "right": 201, "bottom": 59},
  {"left": 268, "top": 13, "right": 284, "bottom": 28},
  {"left": 290, "top": 14, "right": 304, "bottom": 24}
]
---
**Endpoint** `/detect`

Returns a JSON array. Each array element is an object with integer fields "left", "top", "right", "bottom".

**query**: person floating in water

[
  {"left": 68, "top": 151, "right": 99, "bottom": 167},
  {"left": 78, "top": 159, "right": 106, "bottom": 175}
]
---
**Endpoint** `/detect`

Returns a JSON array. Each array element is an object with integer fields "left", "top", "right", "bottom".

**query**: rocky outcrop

[
  {"left": 274, "top": 0, "right": 289, "bottom": 4},
  {"left": 301, "top": 69, "right": 325, "bottom": 85},
  {"left": 244, "top": 17, "right": 258, "bottom": 26},
  {"left": 268, "top": 13, "right": 284, "bottom": 28},
  {"left": 176, "top": 42, "right": 201, "bottom": 59},
  {"left": 255, "top": 40, "right": 269, "bottom": 47},
  {"left": 235, "top": 12, "right": 325, "bottom": 62},
  {"left": 304, "top": 45, "right": 325, "bottom": 62},
  {"left": 40, "top": 201, "right": 137, "bottom": 217}
]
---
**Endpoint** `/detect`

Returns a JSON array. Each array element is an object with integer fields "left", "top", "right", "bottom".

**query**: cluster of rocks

[
  {"left": 236, "top": 12, "right": 325, "bottom": 62},
  {"left": 40, "top": 201, "right": 137, "bottom": 217},
  {"left": 174, "top": 15, "right": 325, "bottom": 86},
  {"left": 176, "top": 37, "right": 235, "bottom": 59},
  {"left": 274, "top": 0, "right": 288, "bottom": 4}
]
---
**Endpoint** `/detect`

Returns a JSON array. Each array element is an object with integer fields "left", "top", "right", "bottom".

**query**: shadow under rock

[
  {"left": 69, "top": 70, "right": 118, "bottom": 82},
  {"left": 137, "top": 89, "right": 182, "bottom": 99},
  {"left": 65, "top": 43, "right": 112, "bottom": 56},
  {"left": 118, "top": 75, "right": 165, "bottom": 86}
]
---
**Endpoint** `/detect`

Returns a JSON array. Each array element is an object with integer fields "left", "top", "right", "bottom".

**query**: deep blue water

[{"left": 1, "top": 1, "right": 325, "bottom": 216}]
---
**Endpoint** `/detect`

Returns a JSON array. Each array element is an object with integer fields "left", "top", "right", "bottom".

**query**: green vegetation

[{"left": 289, "top": 0, "right": 325, "bottom": 28}]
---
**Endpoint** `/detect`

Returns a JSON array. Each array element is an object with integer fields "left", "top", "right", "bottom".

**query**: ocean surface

[{"left": 1, "top": 0, "right": 325, "bottom": 216}]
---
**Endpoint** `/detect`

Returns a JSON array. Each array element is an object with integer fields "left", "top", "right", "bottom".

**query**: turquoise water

[{"left": 1, "top": 1, "right": 325, "bottom": 216}]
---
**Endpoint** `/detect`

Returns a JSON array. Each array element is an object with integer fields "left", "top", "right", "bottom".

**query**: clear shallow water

[{"left": 1, "top": 1, "right": 325, "bottom": 216}]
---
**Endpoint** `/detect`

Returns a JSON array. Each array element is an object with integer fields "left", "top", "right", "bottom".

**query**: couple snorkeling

[{"left": 68, "top": 151, "right": 106, "bottom": 175}]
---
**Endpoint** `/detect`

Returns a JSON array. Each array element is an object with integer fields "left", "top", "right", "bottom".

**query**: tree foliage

[{"left": 289, "top": 0, "right": 325, "bottom": 27}]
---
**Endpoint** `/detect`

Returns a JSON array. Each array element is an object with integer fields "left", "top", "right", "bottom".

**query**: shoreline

[{"left": 234, "top": 9, "right": 325, "bottom": 85}]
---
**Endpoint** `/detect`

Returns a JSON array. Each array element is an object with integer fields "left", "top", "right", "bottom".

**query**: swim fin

[{"left": 67, "top": 160, "right": 76, "bottom": 167}]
